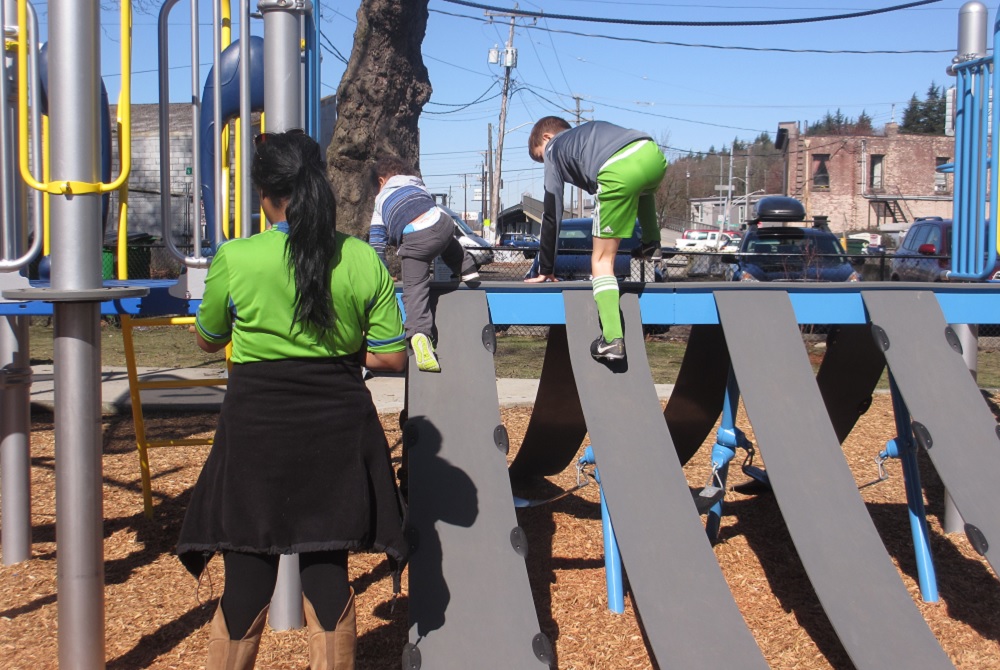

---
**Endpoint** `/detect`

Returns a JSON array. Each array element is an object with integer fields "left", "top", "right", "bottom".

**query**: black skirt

[{"left": 176, "top": 357, "right": 407, "bottom": 582}]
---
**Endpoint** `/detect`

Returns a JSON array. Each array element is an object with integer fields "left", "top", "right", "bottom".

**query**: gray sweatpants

[{"left": 397, "top": 212, "right": 478, "bottom": 339}]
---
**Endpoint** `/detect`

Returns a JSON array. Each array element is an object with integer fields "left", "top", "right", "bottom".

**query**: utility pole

[
  {"left": 722, "top": 146, "right": 734, "bottom": 234},
  {"left": 487, "top": 6, "right": 523, "bottom": 243},
  {"left": 486, "top": 126, "right": 494, "bottom": 230},
  {"left": 480, "top": 159, "right": 488, "bottom": 224},
  {"left": 573, "top": 95, "right": 593, "bottom": 217}
]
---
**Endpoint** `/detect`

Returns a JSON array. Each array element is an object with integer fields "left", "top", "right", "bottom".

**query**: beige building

[{"left": 778, "top": 121, "right": 954, "bottom": 234}]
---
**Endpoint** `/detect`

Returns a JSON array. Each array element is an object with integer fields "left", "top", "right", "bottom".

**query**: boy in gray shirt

[{"left": 525, "top": 117, "right": 666, "bottom": 362}]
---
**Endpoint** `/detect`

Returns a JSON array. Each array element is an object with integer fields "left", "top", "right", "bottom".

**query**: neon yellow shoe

[{"left": 411, "top": 333, "right": 441, "bottom": 373}]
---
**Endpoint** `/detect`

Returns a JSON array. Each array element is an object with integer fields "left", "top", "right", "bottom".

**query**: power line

[
  {"left": 430, "top": 7, "right": 953, "bottom": 54},
  {"left": 440, "top": 0, "right": 945, "bottom": 27},
  {"left": 425, "top": 82, "right": 503, "bottom": 114}
]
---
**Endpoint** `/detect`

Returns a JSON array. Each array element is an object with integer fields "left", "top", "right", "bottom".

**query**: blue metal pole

[
  {"left": 887, "top": 373, "right": 939, "bottom": 602},
  {"left": 706, "top": 368, "right": 740, "bottom": 541},
  {"left": 581, "top": 446, "right": 624, "bottom": 614}
]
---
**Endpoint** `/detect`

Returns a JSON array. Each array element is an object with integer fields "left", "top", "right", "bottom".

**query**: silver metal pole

[
  {"left": 158, "top": 0, "right": 208, "bottom": 267},
  {"left": 0, "top": 316, "right": 32, "bottom": 566},
  {"left": 50, "top": 1, "right": 106, "bottom": 665},
  {"left": 211, "top": 0, "right": 224, "bottom": 245},
  {"left": 956, "top": 2, "right": 988, "bottom": 63},
  {"left": 0, "top": 0, "right": 33, "bottom": 567},
  {"left": 259, "top": 0, "right": 310, "bottom": 631},
  {"left": 261, "top": 2, "right": 305, "bottom": 131},
  {"left": 0, "top": 0, "right": 14, "bottom": 242},
  {"left": 943, "top": 323, "right": 978, "bottom": 533},
  {"left": 239, "top": 0, "right": 252, "bottom": 237},
  {"left": 190, "top": 0, "right": 204, "bottom": 258}
]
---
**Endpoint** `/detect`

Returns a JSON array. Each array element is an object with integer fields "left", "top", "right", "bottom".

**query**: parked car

[
  {"left": 674, "top": 229, "right": 738, "bottom": 251},
  {"left": 890, "top": 217, "right": 1000, "bottom": 282},
  {"left": 500, "top": 232, "right": 540, "bottom": 259},
  {"left": 524, "top": 218, "right": 662, "bottom": 281},
  {"left": 443, "top": 207, "right": 494, "bottom": 268},
  {"left": 722, "top": 196, "right": 860, "bottom": 282}
]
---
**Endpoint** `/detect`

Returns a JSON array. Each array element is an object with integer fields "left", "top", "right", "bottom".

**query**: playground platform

[{"left": 25, "top": 364, "right": 676, "bottom": 415}]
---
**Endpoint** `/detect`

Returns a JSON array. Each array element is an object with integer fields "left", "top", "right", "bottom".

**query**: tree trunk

[{"left": 328, "top": 0, "right": 432, "bottom": 239}]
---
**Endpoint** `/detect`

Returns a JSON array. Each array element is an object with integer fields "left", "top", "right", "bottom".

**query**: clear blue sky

[{"left": 33, "top": 1, "right": 986, "bottom": 215}]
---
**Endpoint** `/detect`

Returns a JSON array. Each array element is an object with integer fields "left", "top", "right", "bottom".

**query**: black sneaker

[
  {"left": 631, "top": 240, "right": 661, "bottom": 261},
  {"left": 591, "top": 335, "right": 626, "bottom": 361}
]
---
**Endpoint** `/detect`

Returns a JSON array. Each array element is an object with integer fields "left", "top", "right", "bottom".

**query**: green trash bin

[{"left": 102, "top": 248, "right": 115, "bottom": 280}]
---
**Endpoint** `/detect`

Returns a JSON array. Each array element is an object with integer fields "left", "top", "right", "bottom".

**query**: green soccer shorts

[{"left": 593, "top": 140, "right": 667, "bottom": 239}]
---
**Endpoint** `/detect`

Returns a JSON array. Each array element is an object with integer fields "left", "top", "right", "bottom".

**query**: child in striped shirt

[{"left": 369, "top": 155, "right": 480, "bottom": 372}]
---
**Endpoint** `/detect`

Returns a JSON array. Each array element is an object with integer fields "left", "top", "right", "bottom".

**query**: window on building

[
  {"left": 935, "top": 157, "right": 950, "bottom": 192},
  {"left": 812, "top": 154, "right": 830, "bottom": 189},
  {"left": 869, "top": 155, "right": 884, "bottom": 191}
]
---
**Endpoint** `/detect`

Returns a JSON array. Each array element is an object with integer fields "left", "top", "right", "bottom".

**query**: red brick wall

[{"left": 780, "top": 122, "right": 953, "bottom": 233}]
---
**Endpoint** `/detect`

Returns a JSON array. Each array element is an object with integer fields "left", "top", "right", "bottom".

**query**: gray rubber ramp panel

[
  {"left": 663, "top": 323, "right": 730, "bottom": 465},
  {"left": 508, "top": 325, "right": 588, "bottom": 481},
  {"left": 562, "top": 291, "right": 768, "bottom": 669},
  {"left": 715, "top": 290, "right": 953, "bottom": 670},
  {"left": 863, "top": 290, "right": 1000, "bottom": 575},
  {"left": 816, "top": 324, "right": 887, "bottom": 443},
  {"left": 404, "top": 289, "right": 552, "bottom": 669}
]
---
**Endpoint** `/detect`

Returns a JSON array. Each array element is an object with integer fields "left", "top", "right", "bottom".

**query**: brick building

[{"left": 778, "top": 120, "right": 953, "bottom": 234}]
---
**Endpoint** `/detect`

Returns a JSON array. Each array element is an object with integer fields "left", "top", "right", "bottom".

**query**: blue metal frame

[
  {"left": 948, "top": 20, "right": 999, "bottom": 279},
  {"left": 304, "top": 7, "right": 321, "bottom": 139},
  {"left": 881, "top": 373, "right": 940, "bottom": 602},
  {"left": 705, "top": 369, "right": 747, "bottom": 541},
  {"left": 579, "top": 446, "right": 625, "bottom": 614},
  {"left": 5, "top": 280, "right": 1000, "bottom": 323}
]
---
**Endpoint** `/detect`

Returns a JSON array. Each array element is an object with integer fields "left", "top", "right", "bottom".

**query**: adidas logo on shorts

[{"left": 602, "top": 225, "right": 613, "bottom": 233}]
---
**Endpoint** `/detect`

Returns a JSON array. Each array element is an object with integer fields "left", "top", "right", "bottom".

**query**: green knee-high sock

[{"left": 592, "top": 275, "right": 623, "bottom": 340}]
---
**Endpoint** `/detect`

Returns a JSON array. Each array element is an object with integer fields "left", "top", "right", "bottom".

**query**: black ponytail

[{"left": 251, "top": 130, "right": 337, "bottom": 334}]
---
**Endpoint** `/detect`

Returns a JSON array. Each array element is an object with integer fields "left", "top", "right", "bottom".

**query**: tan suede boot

[
  {"left": 205, "top": 602, "right": 269, "bottom": 670},
  {"left": 303, "top": 589, "right": 356, "bottom": 670}
]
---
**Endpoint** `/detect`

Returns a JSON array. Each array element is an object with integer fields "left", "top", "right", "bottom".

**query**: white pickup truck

[{"left": 674, "top": 229, "right": 739, "bottom": 252}]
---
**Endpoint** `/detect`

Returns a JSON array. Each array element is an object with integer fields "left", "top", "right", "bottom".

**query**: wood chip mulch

[{"left": 2, "top": 395, "right": 999, "bottom": 669}]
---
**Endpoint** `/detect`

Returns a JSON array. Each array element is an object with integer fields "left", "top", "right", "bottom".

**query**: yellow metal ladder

[{"left": 120, "top": 315, "right": 228, "bottom": 518}]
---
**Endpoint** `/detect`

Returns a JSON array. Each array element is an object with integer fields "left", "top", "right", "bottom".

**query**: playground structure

[{"left": 0, "top": 1, "right": 999, "bottom": 669}]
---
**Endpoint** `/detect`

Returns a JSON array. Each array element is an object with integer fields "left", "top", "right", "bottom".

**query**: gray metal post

[
  {"left": 51, "top": 1, "right": 105, "bottom": 665},
  {"left": 0, "top": 4, "right": 147, "bottom": 665},
  {"left": 0, "top": 315, "right": 32, "bottom": 566},
  {"left": 259, "top": 0, "right": 312, "bottom": 631},
  {"left": 0, "top": 0, "right": 33, "bottom": 567},
  {"left": 956, "top": 2, "right": 988, "bottom": 64},
  {"left": 943, "top": 323, "right": 978, "bottom": 533},
  {"left": 261, "top": 0, "right": 306, "bottom": 131},
  {"left": 239, "top": 0, "right": 252, "bottom": 236}
]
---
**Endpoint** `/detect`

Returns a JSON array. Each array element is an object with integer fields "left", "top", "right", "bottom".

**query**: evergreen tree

[{"left": 900, "top": 83, "right": 946, "bottom": 134}]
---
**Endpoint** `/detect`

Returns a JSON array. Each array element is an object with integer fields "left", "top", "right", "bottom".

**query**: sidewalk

[{"left": 29, "top": 365, "right": 675, "bottom": 415}]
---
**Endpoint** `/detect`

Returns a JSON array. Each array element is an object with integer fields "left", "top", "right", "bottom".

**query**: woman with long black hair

[{"left": 176, "top": 129, "right": 407, "bottom": 670}]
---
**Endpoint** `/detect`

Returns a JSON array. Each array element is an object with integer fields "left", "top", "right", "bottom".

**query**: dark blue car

[
  {"left": 525, "top": 218, "right": 660, "bottom": 281},
  {"left": 724, "top": 226, "right": 860, "bottom": 282}
]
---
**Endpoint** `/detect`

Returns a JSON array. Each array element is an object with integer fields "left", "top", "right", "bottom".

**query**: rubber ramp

[
  {"left": 403, "top": 289, "right": 552, "bottom": 669},
  {"left": 816, "top": 323, "right": 887, "bottom": 443},
  {"left": 862, "top": 290, "right": 1000, "bottom": 576},
  {"left": 508, "top": 325, "right": 588, "bottom": 482},
  {"left": 663, "top": 323, "right": 730, "bottom": 465},
  {"left": 562, "top": 291, "right": 768, "bottom": 669},
  {"left": 715, "top": 290, "right": 953, "bottom": 669}
]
